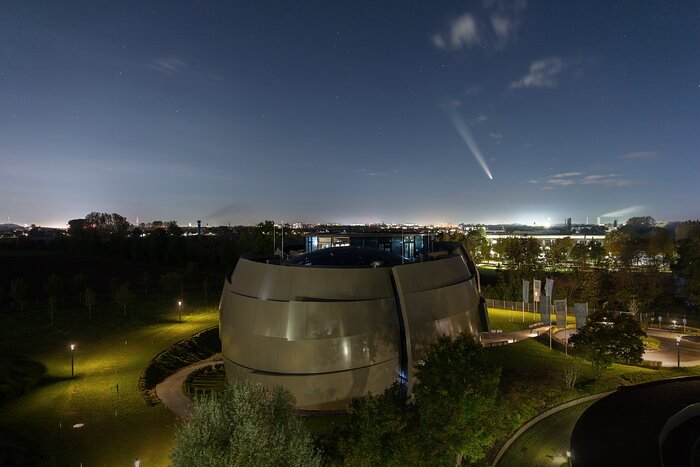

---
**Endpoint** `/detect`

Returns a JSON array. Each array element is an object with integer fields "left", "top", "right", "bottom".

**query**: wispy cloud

[
  {"left": 360, "top": 168, "right": 399, "bottom": 177},
  {"left": 432, "top": 1, "right": 526, "bottom": 52},
  {"left": 149, "top": 57, "right": 188, "bottom": 74},
  {"left": 530, "top": 171, "right": 637, "bottom": 189},
  {"left": 510, "top": 57, "right": 565, "bottom": 89},
  {"left": 489, "top": 132, "right": 503, "bottom": 139},
  {"left": 433, "top": 13, "right": 481, "bottom": 50},
  {"left": 464, "top": 84, "right": 483, "bottom": 96},
  {"left": 471, "top": 114, "right": 488, "bottom": 124},
  {"left": 621, "top": 151, "right": 659, "bottom": 159}
]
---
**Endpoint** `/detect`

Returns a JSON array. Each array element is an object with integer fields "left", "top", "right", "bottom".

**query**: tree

[
  {"left": 112, "top": 282, "right": 134, "bottom": 315},
  {"left": 83, "top": 287, "right": 96, "bottom": 319},
  {"left": 0, "top": 285, "right": 6, "bottom": 312},
  {"left": 140, "top": 272, "right": 151, "bottom": 296},
  {"left": 167, "top": 220, "right": 183, "bottom": 237},
  {"left": 570, "top": 242, "right": 590, "bottom": 272},
  {"left": 500, "top": 237, "right": 542, "bottom": 276},
  {"left": 413, "top": 333, "right": 501, "bottom": 465},
  {"left": 463, "top": 228, "right": 490, "bottom": 264},
  {"left": 545, "top": 237, "right": 574, "bottom": 271},
  {"left": 337, "top": 383, "right": 418, "bottom": 466},
  {"left": 569, "top": 310, "right": 645, "bottom": 376},
  {"left": 9, "top": 278, "right": 28, "bottom": 312},
  {"left": 70, "top": 273, "right": 89, "bottom": 304},
  {"left": 160, "top": 272, "right": 184, "bottom": 297},
  {"left": 170, "top": 379, "right": 322, "bottom": 467},
  {"left": 674, "top": 221, "right": 700, "bottom": 305},
  {"left": 46, "top": 274, "right": 63, "bottom": 324}
]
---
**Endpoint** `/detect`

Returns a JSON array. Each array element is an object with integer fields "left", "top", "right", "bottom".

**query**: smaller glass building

[{"left": 305, "top": 232, "right": 435, "bottom": 259}]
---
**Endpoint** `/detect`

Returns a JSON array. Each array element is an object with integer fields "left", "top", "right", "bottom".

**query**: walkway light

[
  {"left": 178, "top": 300, "right": 182, "bottom": 323},
  {"left": 676, "top": 335, "right": 681, "bottom": 368},
  {"left": 70, "top": 344, "right": 76, "bottom": 377}
]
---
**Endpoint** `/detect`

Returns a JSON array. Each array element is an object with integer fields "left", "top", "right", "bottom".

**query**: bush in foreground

[{"left": 170, "top": 379, "right": 322, "bottom": 467}]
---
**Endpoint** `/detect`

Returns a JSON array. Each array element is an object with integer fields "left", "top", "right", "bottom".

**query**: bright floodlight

[
  {"left": 178, "top": 300, "right": 182, "bottom": 306},
  {"left": 70, "top": 344, "right": 75, "bottom": 351}
]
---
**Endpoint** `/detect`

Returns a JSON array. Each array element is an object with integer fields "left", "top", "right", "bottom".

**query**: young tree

[
  {"left": 46, "top": 274, "right": 63, "bottom": 324},
  {"left": 160, "top": 272, "right": 184, "bottom": 297},
  {"left": 83, "top": 287, "right": 97, "bottom": 319},
  {"left": 170, "top": 379, "right": 322, "bottom": 467},
  {"left": 140, "top": 272, "right": 151, "bottom": 297},
  {"left": 9, "top": 278, "right": 28, "bottom": 312},
  {"left": 413, "top": 333, "right": 502, "bottom": 465},
  {"left": 570, "top": 310, "right": 645, "bottom": 376},
  {"left": 70, "top": 273, "right": 89, "bottom": 304},
  {"left": 112, "top": 282, "right": 134, "bottom": 316}
]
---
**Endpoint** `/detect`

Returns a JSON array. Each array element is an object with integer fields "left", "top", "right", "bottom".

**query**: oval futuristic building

[{"left": 219, "top": 245, "right": 487, "bottom": 411}]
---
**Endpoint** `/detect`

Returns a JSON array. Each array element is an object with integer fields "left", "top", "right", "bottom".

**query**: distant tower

[
  {"left": 566, "top": 217, "right": 572, "bottom": 233},
  {"left": 197, "top": 220, "right": 202, "bottom": 236},
  {"left": 613, "top": 219, "right": 618, "bottom": 228},
  {"left": 597, "top": 216, "right": 601, "bottom": 225}
]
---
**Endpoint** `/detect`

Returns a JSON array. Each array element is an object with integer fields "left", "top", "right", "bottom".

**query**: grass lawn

[
  {"left": 487, "top": 339, "right": 700, "bottom": 465},
  {"left": 498, "top": 401, "right": 594, "bottom": 467},
  {"left": 487, "top": 307, "right": 575, "bottom": 333},
  {"left": 0, "top": 296, "right": 218, "bottom": 466}
]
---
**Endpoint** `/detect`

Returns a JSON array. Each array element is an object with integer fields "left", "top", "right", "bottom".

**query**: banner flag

[
  {"left": 574, "top": 303, "right": 589, "bottom": 329},
  {"left": 522, "top": 280, "right": 530, "bottom": 303},
  {"left": 533, "top": 279, "right": 541, "bottom": 303},
  {"left": 554, "top": 299, "right": 567, "bottom": 326},
  {"left": 539, "top": 295, "right": 550, "bottom": 323},
  {"left": 545, "top": 278, "right": 554, "bottom": 297}
]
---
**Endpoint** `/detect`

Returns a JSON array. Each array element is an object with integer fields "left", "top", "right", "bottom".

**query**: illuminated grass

[
  {"left": 0, "top": 300, "right": 218, "bottom": 465},
  {"left": 497, "top": 401, "right": 593, "bottom": 467}
]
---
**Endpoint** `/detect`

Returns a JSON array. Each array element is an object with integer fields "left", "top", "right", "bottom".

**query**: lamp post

[
  {"left": 178, "top": 300, "right": 182, "bottom": 323},
  {"left": 70, "top": 344, "right": 75, "bottom": 377},
  {"left": 676, "top": 335, "right": 681, "bottom": 368},
  {"left": 134, "top": 458, "right": 140, "bottom": 467}
]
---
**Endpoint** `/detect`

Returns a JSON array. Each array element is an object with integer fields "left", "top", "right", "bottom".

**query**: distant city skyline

[{"left": 2, "top": 1, "right": 699, "bottom": 227}]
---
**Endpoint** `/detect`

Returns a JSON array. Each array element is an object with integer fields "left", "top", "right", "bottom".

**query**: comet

[
  {"left": 600, "top": 205, "right": 644, "bottom": 218},
  {"left": 447, "top": 109, "right": 493, "bottom": 180}
]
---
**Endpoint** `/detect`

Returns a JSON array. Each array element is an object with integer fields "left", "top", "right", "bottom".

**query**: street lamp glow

[
  {"left": 70, "top": 343, "right": 76, "bottom": 377},
  {"left": 676, "top": 335, "right": 681, "bottom": 368}
]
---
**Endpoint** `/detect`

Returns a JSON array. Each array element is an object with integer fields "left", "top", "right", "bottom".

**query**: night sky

[{"left": 2, "top": 1, "right": 699, "bottom": 227}]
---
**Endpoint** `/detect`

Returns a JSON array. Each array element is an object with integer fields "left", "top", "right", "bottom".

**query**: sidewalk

[{"left": 155, "top": 356, "right": 223, "bottom": 420}]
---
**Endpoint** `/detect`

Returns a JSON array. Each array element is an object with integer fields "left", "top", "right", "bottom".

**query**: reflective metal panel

[{"left": 220, "top": 255, "right": 483, "bottom": 410}]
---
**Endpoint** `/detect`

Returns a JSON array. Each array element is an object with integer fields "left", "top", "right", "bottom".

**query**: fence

[{"left": 484, "top": 298, "right": 599, "bottom": 315}]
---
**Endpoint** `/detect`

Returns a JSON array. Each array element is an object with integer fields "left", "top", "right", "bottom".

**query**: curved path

[
  {"left": 643, "top": 329, "right": 700, "bottom": 367},
  {"left": 492, "top": 391, "right": 613, "bottom": 466},
  {"left": 156, "top": 356, "right": 223, "bottom": 420}
]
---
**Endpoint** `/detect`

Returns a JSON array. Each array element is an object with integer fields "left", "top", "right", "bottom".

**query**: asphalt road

[{"left": 644, "top": 329, "right": 700, "bottom": 367}]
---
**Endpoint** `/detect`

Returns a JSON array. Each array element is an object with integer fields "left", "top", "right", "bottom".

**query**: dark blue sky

[{"left": 2, "top": 1, "right": 699, "bottom": 226}]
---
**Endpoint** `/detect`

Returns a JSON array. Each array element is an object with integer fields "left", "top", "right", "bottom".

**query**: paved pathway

[
  {"left": 481, "top": 326, "right": 551, "bottom": 346},
  {"left": 156, "top": 356, "right": 223, "bottom": 420},
  {"left": 643, "top": 329, "right": 700, "bottom": 367}
]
